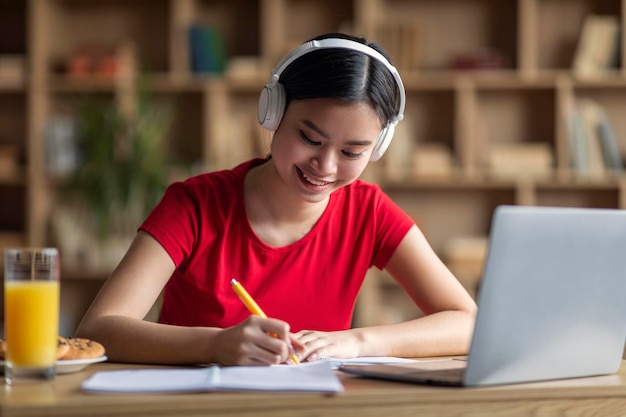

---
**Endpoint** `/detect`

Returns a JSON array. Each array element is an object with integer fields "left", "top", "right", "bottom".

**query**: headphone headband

[{"left": 258, "top": 38, "right": 406, "bottom": 160}]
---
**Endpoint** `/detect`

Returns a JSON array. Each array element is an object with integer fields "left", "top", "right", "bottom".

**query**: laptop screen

[{"left": 464, "top": 205, "right": 626, "bottom": 386}]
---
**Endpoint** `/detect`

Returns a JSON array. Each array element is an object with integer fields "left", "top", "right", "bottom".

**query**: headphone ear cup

[
  {"left": 258, "top": 82, "right": 287, "bottom": 131},
  {"left": 370, "top": 122, "right": 396, "bottom": 161}
]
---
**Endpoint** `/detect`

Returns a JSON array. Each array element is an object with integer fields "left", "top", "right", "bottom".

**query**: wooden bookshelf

[{"left": 3, "top": 0, "right": 626, "bottom": 330}]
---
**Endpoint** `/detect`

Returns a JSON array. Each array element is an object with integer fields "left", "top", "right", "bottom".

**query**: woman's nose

[{"left": 311, "top": 148, "right": 337, "bottom": 175}]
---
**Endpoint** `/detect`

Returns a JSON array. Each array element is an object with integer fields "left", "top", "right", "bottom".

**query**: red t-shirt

[{"left": 139, "top": 159, "right": 414, "bottom": 332}]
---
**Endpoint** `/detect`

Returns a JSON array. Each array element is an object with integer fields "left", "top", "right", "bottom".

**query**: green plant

[{"left": 63, "top": 91, "right": 172, "bottom": 240}]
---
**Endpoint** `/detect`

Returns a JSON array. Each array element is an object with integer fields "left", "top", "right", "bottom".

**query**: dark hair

[{"left": 279, "top": 33, "right": 401, "bottom": 128}]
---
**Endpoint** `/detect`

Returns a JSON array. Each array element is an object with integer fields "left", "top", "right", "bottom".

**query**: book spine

[
  {"left": 189, "top": 25, "right": 211, "bottom": 73},
  {"left": 595, "top": 107, "right": 624, "bottom": 172},
  {"left": 188, "top": 25, "right": 226, "bottom": 74}
]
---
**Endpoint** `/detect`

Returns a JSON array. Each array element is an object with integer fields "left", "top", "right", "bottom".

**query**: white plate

[
  {"left": 55, "top": 356, "right": 108, "bottom": 374},
  {"left": 0, "top": 356, "right": 108, "bottom": 375}
]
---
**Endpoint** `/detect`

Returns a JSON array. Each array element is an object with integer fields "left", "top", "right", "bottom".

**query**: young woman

[{"left": 75, "top": 33, "right": 477, "bottom": 366}]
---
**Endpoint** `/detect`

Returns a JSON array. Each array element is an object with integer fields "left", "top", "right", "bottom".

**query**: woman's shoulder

[
  {"left": 334, "top": 178, "right": 385, "bottom": 202},
  {"left": 348, "top": 178, "right": 383, "bottom": 192},
  {"left": 331, "top": 179, "right": 408, "bottom": 223},
  {"left": 173, "top": 158, "right": 268, "bottom": 193}
]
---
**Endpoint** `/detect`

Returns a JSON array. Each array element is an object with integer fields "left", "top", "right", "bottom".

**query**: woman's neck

[{"left": 244, "top": 161, "right": 329, "bottom": 247}]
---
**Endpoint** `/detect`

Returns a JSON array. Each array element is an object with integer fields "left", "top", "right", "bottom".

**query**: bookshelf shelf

[{"left": 4, "top": 0, "right": 626, "bottom": 330}]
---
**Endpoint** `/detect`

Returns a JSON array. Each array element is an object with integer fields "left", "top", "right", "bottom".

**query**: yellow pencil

[{"left": 230, "top": 278, "right": 300, "bottom": 365}]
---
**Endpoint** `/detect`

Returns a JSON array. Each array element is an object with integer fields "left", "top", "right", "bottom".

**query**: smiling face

[{"left": 270, "top": 98, "right": 383, "bottom": 203}]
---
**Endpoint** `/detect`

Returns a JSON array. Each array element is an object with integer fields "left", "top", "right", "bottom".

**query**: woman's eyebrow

[
  {"left": 302, "top": 120, "right": 373, "bottom": 146},
  {"left": 302, "top": 120, "right": 329, "bottom": 139}
]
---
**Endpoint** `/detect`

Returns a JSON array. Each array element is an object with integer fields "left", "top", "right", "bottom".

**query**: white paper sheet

[{"left": 316, "top": 356, "right": 420, "bottom": 369}]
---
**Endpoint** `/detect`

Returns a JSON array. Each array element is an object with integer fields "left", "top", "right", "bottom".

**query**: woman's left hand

[{"left": 293, "top": 329, "right": 361, "bottom": 362}]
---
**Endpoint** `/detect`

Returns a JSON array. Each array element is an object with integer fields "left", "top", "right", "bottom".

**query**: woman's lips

[{"left": 297, "top": 167, "right": 334, "bottom": 188}]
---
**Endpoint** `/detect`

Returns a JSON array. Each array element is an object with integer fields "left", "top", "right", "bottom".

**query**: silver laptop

[{"left": 340, "top": 205, "right": 626, "bottom": 386}]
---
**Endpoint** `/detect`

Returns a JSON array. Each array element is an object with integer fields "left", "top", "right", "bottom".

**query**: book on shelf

[
  {"left": 188, "top": 24, "right": 226, "bottom": 75},
  {"left": 487, "top": 142, "right": 553, "bottom": 180},
  {"left": 411, "top": 142, "right": 454, "bottom": 180},
  {"left": 572, "top": 14, "right": 620, "bottom": 77},
  {"left": 580, "top": 100, "right": 607, "bottom": 178},
  {"left": 564, "top": 98, "right": 624, "bottom": 178},
  {"left": 564, "top": 97, "right": 588, "bottom": 175},
  {"left": 596, "top": 105, "right": 624, "bottom": 172},
  {"left": 375, "top": 20, "right": 420, "bottom": 72}
]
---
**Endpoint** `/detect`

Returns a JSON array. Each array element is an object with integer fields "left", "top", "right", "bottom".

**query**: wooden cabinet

[{"left": 3, "top": 0, "right": 626, "bottom": 329}]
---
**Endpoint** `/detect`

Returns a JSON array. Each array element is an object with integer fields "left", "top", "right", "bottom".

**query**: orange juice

[{"left": 4, "top": 280, "right": 59, "bottom": 367}]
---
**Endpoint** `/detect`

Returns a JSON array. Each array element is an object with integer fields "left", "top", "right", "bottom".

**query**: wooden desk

[{"left": 2, "top": 361, "right": 626, "bottom": 417}]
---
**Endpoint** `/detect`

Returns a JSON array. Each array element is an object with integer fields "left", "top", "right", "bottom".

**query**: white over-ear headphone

[{"left": 258, "top": 38, "right": 406, "bottom": 161}]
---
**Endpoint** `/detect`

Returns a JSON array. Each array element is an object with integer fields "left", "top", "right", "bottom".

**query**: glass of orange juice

[{"left": 4, "top": 247, "right": 60, "bottom": 384}]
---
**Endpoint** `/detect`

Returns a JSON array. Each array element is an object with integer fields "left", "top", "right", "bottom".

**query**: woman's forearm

[
  {"left": 352, "top": 310, "right": 476, "bottom": 358},
  {"left": 75, "top": 315, "right": 221, "bottom": 365}
]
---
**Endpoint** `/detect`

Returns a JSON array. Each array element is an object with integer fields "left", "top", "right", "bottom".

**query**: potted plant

[{"left": 51, "top": 90, "right": 173, "bottom": 273}]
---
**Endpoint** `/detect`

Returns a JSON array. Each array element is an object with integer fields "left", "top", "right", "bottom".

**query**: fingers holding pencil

[
  {"left": 250, "top": 316, "right": 303, "bottom": 365},
  {"left": 214, "top": 316, "right": 298, "bottom": 365},
  {"left": 231, "top": 278, "right": 301, "bottom": 365}
]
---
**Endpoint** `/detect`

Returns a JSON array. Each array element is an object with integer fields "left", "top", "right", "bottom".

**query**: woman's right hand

[{"left": 211, "top": 316, "right": 301, "bottom": 365}]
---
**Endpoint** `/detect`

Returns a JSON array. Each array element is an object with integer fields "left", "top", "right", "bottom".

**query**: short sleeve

[
  {"left": 139, "top": 183, "right": 198, "bottom": 267},
  {"left": 371, "top": 189, "right": 415, "bottom": 269}
]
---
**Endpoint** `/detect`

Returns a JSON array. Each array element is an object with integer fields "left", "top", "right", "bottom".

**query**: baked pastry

[
  {"left": 56, "top": 336, "right": 70, "bottom": 359},
  {"left": 58, "top": 337, "right": 106, "bottom": 360}
]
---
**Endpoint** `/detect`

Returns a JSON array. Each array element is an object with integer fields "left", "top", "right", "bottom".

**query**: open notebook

[
  {"left": 82, "top": 361, "right": 343, "bottom": 393},
  {"left": 81, "top": 357, "right": 416, "bottom": 393},
  {"left": 340, "top": 205, "right": 626, "bottom": 387}
]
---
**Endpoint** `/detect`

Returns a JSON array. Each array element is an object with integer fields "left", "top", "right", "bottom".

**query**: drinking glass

[{"left": 4, "top": 247, "right": 60, "bottom": 384}]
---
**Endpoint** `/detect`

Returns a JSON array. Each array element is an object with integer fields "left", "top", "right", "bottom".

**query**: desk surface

[{"left": 2, "top": 361, "right": 626, "bottom": 417}]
